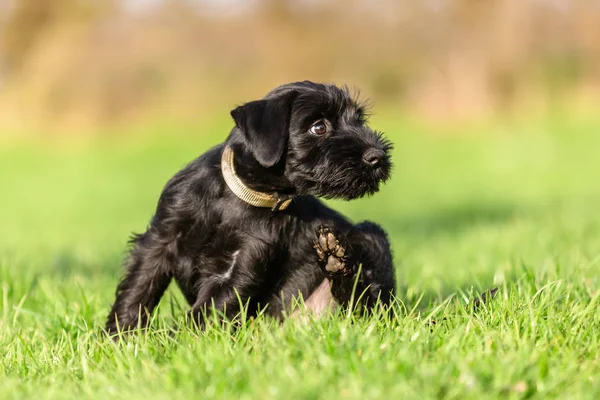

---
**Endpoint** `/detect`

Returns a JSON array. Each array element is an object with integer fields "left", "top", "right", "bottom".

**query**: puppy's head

[{"left": 230, "top": 81, "right": 392, "bottom": 200}]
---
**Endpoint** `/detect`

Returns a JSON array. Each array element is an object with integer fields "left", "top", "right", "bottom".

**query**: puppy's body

[{"left": 106, "top": 82, "right": 396, "bottom": 333}]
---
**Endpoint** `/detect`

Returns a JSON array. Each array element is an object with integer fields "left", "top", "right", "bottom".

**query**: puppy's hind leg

[
  {"left": 105, "top": 233, "right": 173, "bottom": 335},
  {"left": 314, "top": 222, "right": 395, "bottom": 310},
  {"left": 350, "top": 221, "right": 395, "bottom": 306}
]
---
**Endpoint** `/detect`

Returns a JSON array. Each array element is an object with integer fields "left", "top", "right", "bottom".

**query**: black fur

[{"left": 105, "top": 81, "right": 396, "bottom": 334}]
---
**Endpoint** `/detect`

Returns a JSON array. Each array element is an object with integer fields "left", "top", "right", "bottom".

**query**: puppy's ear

[{"left": 230, "top": 91, "right": 298, "bottom": 168}]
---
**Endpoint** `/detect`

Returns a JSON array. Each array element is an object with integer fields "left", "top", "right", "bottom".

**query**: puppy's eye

[{"left": 310, "top": 121, "right": 328, "bottom": 136}]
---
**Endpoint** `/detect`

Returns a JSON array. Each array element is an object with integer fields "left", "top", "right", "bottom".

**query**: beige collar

[{"left": 221, "top": 146, "right": 292, "bottom": 211}]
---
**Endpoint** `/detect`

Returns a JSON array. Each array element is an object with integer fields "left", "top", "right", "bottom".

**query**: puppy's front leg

[
  {"left": 105, "top": 233, "right": 173, "bottom": 335},
  {"left": 184, "top": 248, "right": 266, "bottom": 330},
  {"left": 314, "top": 222, "right": 395, "bottom": 310}
]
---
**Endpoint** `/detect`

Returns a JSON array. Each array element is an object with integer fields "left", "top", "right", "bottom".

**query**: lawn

[{"left": 1, "top": 115, "right": 600, "bottom": 399}]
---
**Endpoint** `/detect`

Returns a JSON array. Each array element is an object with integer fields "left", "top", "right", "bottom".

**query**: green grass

[{"left": 1, "top": 115, "right": 600, "bottom": 399}]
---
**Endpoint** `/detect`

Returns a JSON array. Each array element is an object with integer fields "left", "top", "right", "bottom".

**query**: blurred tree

[
  {"left": 1, "top": 0, "right": 104, "bottom": 74},
  {"left": 0, "top": 0, "right": 599, "bottom": 131},
  {"left": 3, "top": 0, "right": 60, "bottom": 72}
]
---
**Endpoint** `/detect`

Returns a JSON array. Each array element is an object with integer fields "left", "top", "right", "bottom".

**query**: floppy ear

[{"left": 230, "top": 91, "right": 298, "bottom": 168}]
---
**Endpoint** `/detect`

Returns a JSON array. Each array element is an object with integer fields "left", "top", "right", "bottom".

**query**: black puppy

[{"left": 105, "top": 81, "right": 396, "bottom": 334}]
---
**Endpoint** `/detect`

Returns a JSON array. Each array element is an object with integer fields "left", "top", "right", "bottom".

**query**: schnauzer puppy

[{"left": 105, "top": 81, "right": 396, "bottom": 334}]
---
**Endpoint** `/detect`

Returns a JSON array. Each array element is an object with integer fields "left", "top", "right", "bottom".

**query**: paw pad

[{"left": 314, "top": 226, "right": 350, "bottom": 275}]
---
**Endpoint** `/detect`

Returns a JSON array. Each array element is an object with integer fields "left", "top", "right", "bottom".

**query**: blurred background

[{"left": 1, "top": 0, "right": 599, "bottom": 133}]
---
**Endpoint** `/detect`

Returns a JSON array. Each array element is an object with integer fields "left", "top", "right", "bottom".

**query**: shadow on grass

[
  {"left": 383, "top": 200, "right": 530, "bottom": 313},
  {"left": 48, "top": 249, "right": 124, "bottom": 278},
  {"left": 395, "top": 281, "right": 502, "bottom": 316},
  {"left": 388, "top": 201, "right": 521, "bottom": 238}
]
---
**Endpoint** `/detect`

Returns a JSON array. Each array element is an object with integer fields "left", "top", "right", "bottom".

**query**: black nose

[{"left": 363, "top": 148, "right": 385, "bottom": 167}]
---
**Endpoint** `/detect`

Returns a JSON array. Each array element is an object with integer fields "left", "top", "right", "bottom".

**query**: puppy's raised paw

[{"left": 314, "top": 226, "right": 352, "bottom": 276}]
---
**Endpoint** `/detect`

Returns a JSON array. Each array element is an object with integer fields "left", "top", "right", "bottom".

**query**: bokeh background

[{"left": 1, "top": 0, "right": 599, "bottom": 132}]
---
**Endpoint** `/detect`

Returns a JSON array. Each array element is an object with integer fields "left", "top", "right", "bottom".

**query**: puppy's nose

[{"left": 362, "top": 148, "right": 385, "bottom": 167}]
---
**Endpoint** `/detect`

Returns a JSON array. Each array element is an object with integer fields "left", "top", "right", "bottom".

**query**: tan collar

[{"left": 221, "top": 146, "right": 292, "bottom": 211}]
